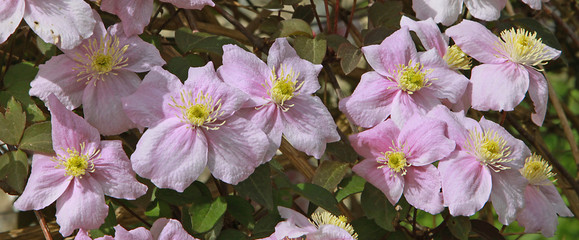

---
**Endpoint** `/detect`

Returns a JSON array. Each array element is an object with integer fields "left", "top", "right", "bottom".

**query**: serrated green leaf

[
  {"left": 361, "top": 182, "right": 395, "bottom": 231},
  {"left": 0, "top": 63, "right": 44, "bottom": 122},
  {"left": 293, "top": 183, "right": 340, "bottom": 215},
  {"left": 276, "top": 19, "right": 313, "bottom": 38},
  {"left": 234, "top": 164, "right": 274, "bottom": 210},
  {"left": 0, "top": 150, "right": 28, "bottom": 194},
  {"left": 225, "top": 195, "right": 255, "bottom": 229},
  {"left": 190, "top": 196, "right": 228, "bottom": 233},
  {"left": 447, "top": 216, "right": 471, "bottom": 240},
  {"left": 19, "top": 121, "right": 53, "bottom": 154},
  {"left": 166, "top": 55, "right": 206, "bottom": 81},
  {"left": 338, "top": 43, "right": 362, "bottom": 74},
  {"left": 335, "top": 175, "right": 366, "bottom": 202},
  {"left": 312, "top": 161, "right": 348, "bottom": 191},
  {"left": 175, "top": 28, "right": 245, "bottom": 55},
  {"left": 0, "top": 98, "right": 26, "bottom": 145},
  {"left": 294, "top": 35, "right": 327, "bottom": 64}
]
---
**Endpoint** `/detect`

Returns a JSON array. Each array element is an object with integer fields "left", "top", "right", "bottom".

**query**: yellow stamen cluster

[
  {"left": 53, "top": 143, "right": 98, "bottom": 178},
  {"left": 444, "top": 45, "right": 472, "bottom": 70},
  {"left": 74, "top": 35, "right": 129, "bottom": 84},
  {"left": 465, "top": 128, "right": 513, "bottom": 172},
  {"left": 497, "top": 28, "right": 550, "bottom": 66},
  {"left": 310, "top": 211, "right": 358, "bottom": 239},
  {"left": 520, "top": 153, "right": 556, "bottom": 185},
  {"left": 393, "top": 60, "right": 433, "bottom": 94},
  {"left": 264, "top": 66, "right": 303, "bottom": 112},
  {"left": 170, "top": 90, "right": 225, "bottom": 130},
  {"left": 377, "top": 142, "right": 411, "bottom": 176}
]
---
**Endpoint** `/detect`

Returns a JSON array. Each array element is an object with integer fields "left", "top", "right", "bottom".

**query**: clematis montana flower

[
  {"left": 351, "top": 115, "right": 455, "bottom": 214},
  {"left": 0, "top": 0, "right": 95, "bottom": 49},
  {"left": 261, "top": 207, "right": 357, "bottom": 240},
  {"left": 516, "top": 154, "right": 573, "bottom": 237},
  {"left": 412, "top": 0, "right": 507, "bottom": 26},
  {"left": 339, "top": 27, "right": 468, "bottom": 128},
  {"left": 122, "top": 63, "right": 269, "bottom": 191},
  {"left": 75, "top": 218, "right": 198, "bottom": 240},
  {"left": 446, "top": 20, "right": 561, "bottom": 126},
  {"left": 100, "top": 0, "right": 215, "bottom": 36},
  {"left": 218, "top": 38, "right": 340, "bottom": 159},
  {"left": 29, "top": 15, "right": 165, "bottom": 135},
  {"left": 14, "top": 95, "right": 147, "bottom": 237},
  {"left": 429, "top": 106, "right": 530, "bottom": 224}
]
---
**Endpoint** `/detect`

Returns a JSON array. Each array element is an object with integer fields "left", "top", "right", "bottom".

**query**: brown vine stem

[
  {"left": 213, "top": 4, "right": 265, "bottom": 52},
  {"left": 544, "top": 4, "right": 579, "bottom": 48},
  {"left": 344, "top": 0, "right": 357, "bottom": 39},
  {"left": 34, "top": 210, "right": 53, "bottom": 240},
  {"left": 322, "top": 62, "right": 358, "bottom": 133},
  {"left": 310, "top": 0, "right": 324, "bottom": 32},
  {"left": 279, "top": 138, "right": 315, "bottom": 180}
]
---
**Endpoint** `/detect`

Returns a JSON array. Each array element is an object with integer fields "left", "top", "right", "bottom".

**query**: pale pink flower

[
  {"left": 351, "top": 115, "right": 455, "bottom": 214},
  {"left": 261, "top": 207, "right": 357, "bottom": 240},
  {"left": 75, "top": 218, "right": 198, "bottom": 240},
  {"left": 14, "top": 95, "right": 147, "bottom": 237},
  {"left": 446, "top": 20, "right": 561, "bottom": 126},
  {"left": 339, "top": 27, "right": 468, "bottom": 128},
  {"left": 122, "top": 63, "right": 269, "bottom": 191},
  {"left": 0, "top": 0, "right": 95, "bottom": 49},
  {"left": 516, "top": 154, "right": 573, "bottom": 237},
  {"left": 412, "top": 0, "right": 507, "bottom": 26},
  {"left": 429, "top": 106, "right": 530, "bottom": 224},
  {"left": 218, "top": 38, "right": 340, "bottom": 159},
  {"left": 100, "top": 0, "right": 215, "bottom": 36},
  {"left": 29, "top": 16, "right": 165, "bottom": 135}
]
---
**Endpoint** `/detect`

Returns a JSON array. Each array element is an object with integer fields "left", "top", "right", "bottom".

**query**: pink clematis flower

[
  {"left": 14, "top": 95, "right": 147, "bottom": 237},
  {"left": 261, "top": 207, "right": 357, "bottom": 240},
  {"left": 122, "top": 63, "right": 269, "bottom": 191},
  {"left": 516, "top": 154, "right": 573, "bottom": 237},
  {"left": 29, "top": 15, "right": 165, "bottom": 135},
  {"left": 75, "top": 218, "right": 198, "bottom": 240},
  {"left": 100, "top": 0, "right": 215, "bottom": 36},
  {"left": 218, "top": 38, "right": 340, "bottom": 159},
  {"left": 429, "top": 106, "right": 530, "bottom": 224},
  {"left": 446, "top": 20, "right": 561, "bottom": 126},
  {"left": 351, "top": 115, "right": 455, "bottom": 214},
  {"left": 412, "top": 0, "right": 507, "bottom": 26},
  {"left": 339, "top": 27, "right": 468, "bottom": 129},
  {"left": 0, "top": 0, "right": 95, "bottom": 49}
]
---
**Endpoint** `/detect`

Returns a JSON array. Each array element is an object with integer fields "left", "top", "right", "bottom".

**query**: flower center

[
  {"left": 377, "top": 142, "right": 411, "bottom": 176},
  {"left": 170, "top": 90, "right": 225, "bottom": 130},
  {"left": 520, "top": 153, "right": 555, "bottom": 185},
  {"left": 310, "top": 211, "right": 358, "bottom": 239},
  {"left": 394, "top": 60, "right": 432, "bottom": 94},
  {"left": 264, "top": 66, "right": 303, "bottom": 112},
  {"left": 465, "top": 128, "right": 513, "bottom": 172},
  {"left": 443, "top": 45, "right": 472, "bottom": 70},
  {"left": 74, "top": 35, "right": 129, "bottom": 84},
  {"left": 497, "top": 28, "right": 550, "bottom": 66},
  {"left": 53, "top": 143, "right": 98, "bottom": 178}
]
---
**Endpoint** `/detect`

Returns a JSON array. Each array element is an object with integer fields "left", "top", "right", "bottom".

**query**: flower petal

[
  {"left": 403, "top": 165, "right": 444, "bottom": 214},
  {"left": 55, "top": 177, "right": 108, "bottom": 236},
  {"left": 131, "top": 117, "right": 208, "bottom": 192},
  {"left": 114, "top": 225, "right": 153, "bottom": 240},
  {"left": 517, "top": 185, "right": 557, "bottom": 237},
  {"left": 349, "top": 119, "right": 399, "bottom": 160},
  {"left": 470, "top": 63, "right": 530, "bottom": 112},
  {"left": 490, "top": 169, "right": 527, "bottom": 225},
  {"left": 400, "top": 16, "right": 448, "bottom": 56},
  {"left": 339, "top": 71, "right": 397, "bottom": 128},
  {"left": 390, "top": 90, "right": 439, "bottom": 128},
  {"left": 445, "top": 20, "right": 506, "bottom": 63},
  {"left": 353, "top": 159, "right": 404, "bottom": 205},
  {"left": 151, "top": 218, "right": 198, "bottom": 240},
  {"left": 539, "top": 184, "right": 573, "bottom": 217},
  {"left": 24, "top": 0, "right": 96, "bottom": 49},
  {"left": 282, "top": 96, "right": 340, "bottom": 158},
  {"left": 109, "top": 23, "right": 165, "bottom": 72},
  {"left": 362, "top": 27, "right": 417, "bottom": 76},
  {"left": 426, "top": 105, "right": 470, "bottom": 147},
  {"left": 0, "top": 0, "right": 24, "bottom": 44},
  {"left": 526, "top": 67, "right": 548, "bottom": 126},
  {"left": 237, "top": 105, "right": 283, "bottom": 162},
  {"left": 419, "top": 50, "right": 470, "bottom": 103},
  {"left": 400, "top": 115, "right": 455, "bottom": 166},
  {"left": 308, "top": 224, "right": 355, "bottom": 240},
  {"left": 100, "top": 0, "right": 153, "bottom": 36},
  {"left": 13, "top": 154, "right": 71, "bottom": 211},
  {"left": 479, "top": 117, "right": 530, "bottom": 169},
  {"left": 464, "top": 0, "right": 506, "bottom": 21},
  {"left": 412, "top": 0, "right": 463, "bottom": 26},
  {"left": 161, "top": 0, "right": 215, "bottom": 9}
]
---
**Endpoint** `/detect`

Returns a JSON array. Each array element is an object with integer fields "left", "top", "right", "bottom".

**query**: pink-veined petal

[
  {"left": 470, "top": 63, "right": 530, "bottom": 112},
  {"left": 527, "top": 67, "right": 548, "bottom": 126},
  {"left": 161, "top": 0, "right": 215, "bottom": 9},
  {"left": 353, "top": 159, "right": 404, "bottom": 206},
  {"left": 390, "top": 90, "right": 439, "bottom": 128},
  {"left": 426, "top": 105, "right": 470, "bottom": 147},
  {"left": 464, "top": 0, "right": 506, "bottom": 21},
  {"left": 267, "top": 207, "right": 316, "bottom": 239},
  {"left": 490, "top": 169, "right": 527, "bottom": 225},
  {"left": 278, "top": 206, "right": 316, "bottom": 229},
  {"left": 151, "top": 218, "right": 198, "bottom": 240},
  {"left": 55, "top": 177, "right": 108, "bottom": 236},
  {"left": 237, "top": 105, "right": 283, "bottom": 162},
  {"left": 0, "top": 0, "right": 24, "bottom": 44},
  {"left": 131, "top": 117, "right": 208, "bottom": 192},
  {"left": 419, "top": 50, "right": 470, "bottom": 103},
  {"left": 400, "top": 116, "right": 455, "bottom": 166},
  {"left": 349, "top": 119, "right": 399, "bottom": 160},
  {"left": 114, "top": 225, "right": 153, "bottom": 240},
  {"left": 445, "top": 20, "right": 506, "bottom": 64},
  {"left": 539, "top": 184, "right": 573, "bottom": 217},
  {"left": 412, "top": 0, "right": 463, "bottom": 26},
  {"left": 100, "top": 0, "right": 153, "bottom": 36},
  {"left": 403, "top": 165, "right": 444, "bottom": 214},
  {"left": 521, "top": 0, "right": 543, "bottom": 10},
  {"left": 281, "top": 96, "right": 340, "bottom": 159},
  {"left": 108, "top": 23, "right": 165, "bottom": 72},
  {"left": 400, "top": 16, "right": 448, "bottom": 56},
  {"left": 362, "top": 27, "right": 417, "bottom": 76},
  {"left": 517, "top": 185, "right": 557, "bottom": 237},
  {"left": 308, "top": 224, "right": 355, "bottom": 240},
  {"left": 479, "top": 117, "right": 530, "bottom": 169}
]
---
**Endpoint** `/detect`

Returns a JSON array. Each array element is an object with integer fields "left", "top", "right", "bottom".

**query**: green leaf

[
  {"left": 156, "top": 183, "right": 203, "bottom": 206},
  {"left": 470, "top": 220, "right": 506, "bottom": 240},
  {"left": 0, "top": 98, "right": 26, "bottom": 145},
  {"left": 0, "top": 63, "right": 45, "bottom": 122},
  {"left": 145, "top": 198, "right": 173, "bottom": 220},
  {"left": 190, "top": 196, "right": 228, "bottom": 233},
  {"left": 368, "top": 1, "right": 402, "bottom": 29},
  {"left": 225, "top": 195, "right": 255, "bottom": 229},
  {"left": 338, "top": 42, "right": 363, "bottom": 74},
  {"left": 312, "top": 161, "right": 348, "bottom": 191},
  {"left": 165, "top": 55, "right": 206, "bottom": 81},
  {"left": 140, "top": 34, "right": 162, "bottom": 50},
  {"left": 234, "top": 164, "right": 274, "bottom": 210},
  {"left": 293, "top": 183, "right": 340, "bottom": 215},
  {"left": 19, "top": 121, "right": 53, "bottom": 154},
  {"left": 351, "top": 217, "right": 388, "bottom": 240},
  {"left": 217, "top": 229, "right": 249, "bottom": 240},
  {"left": 100, "top": 202, "right": 118, "bottom": 234},
  {"left": 260, "top": 16, "right": 284, "bottom": 35},
  {"left": 175, "top": 28, "right": 245, "bottom": 55},
  {"left": 292, "top": 5, "right": 314, "bottom": 24},
  {"left": 335, "top": 175, "right": 366, "bottom": 202},
  {"left": 0, "top": 150, "right": 28, "bottom": 194},
  {"left": 252, "top": 212, "right": 282, "bottom": 239},
  {"left": 362, "top": 27, "right": 395, "bottom": 46},
  {"left": 447, "top": 216, "right": 471, "bottom": 240},
  {"left": 275, "top": 19, "right": 313, "bottom": 38},
  {"left": 361, "top": 182, "right": 395, "bottom": 231},
  {"left": 35, "top": 37, "right": 57, "bottom": 58},
  {"left": 294, "top": 35, "right": 327, "bottom": 64},
  {"left": 326, "top": 34, "right": 349, "bottom": 52}
]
